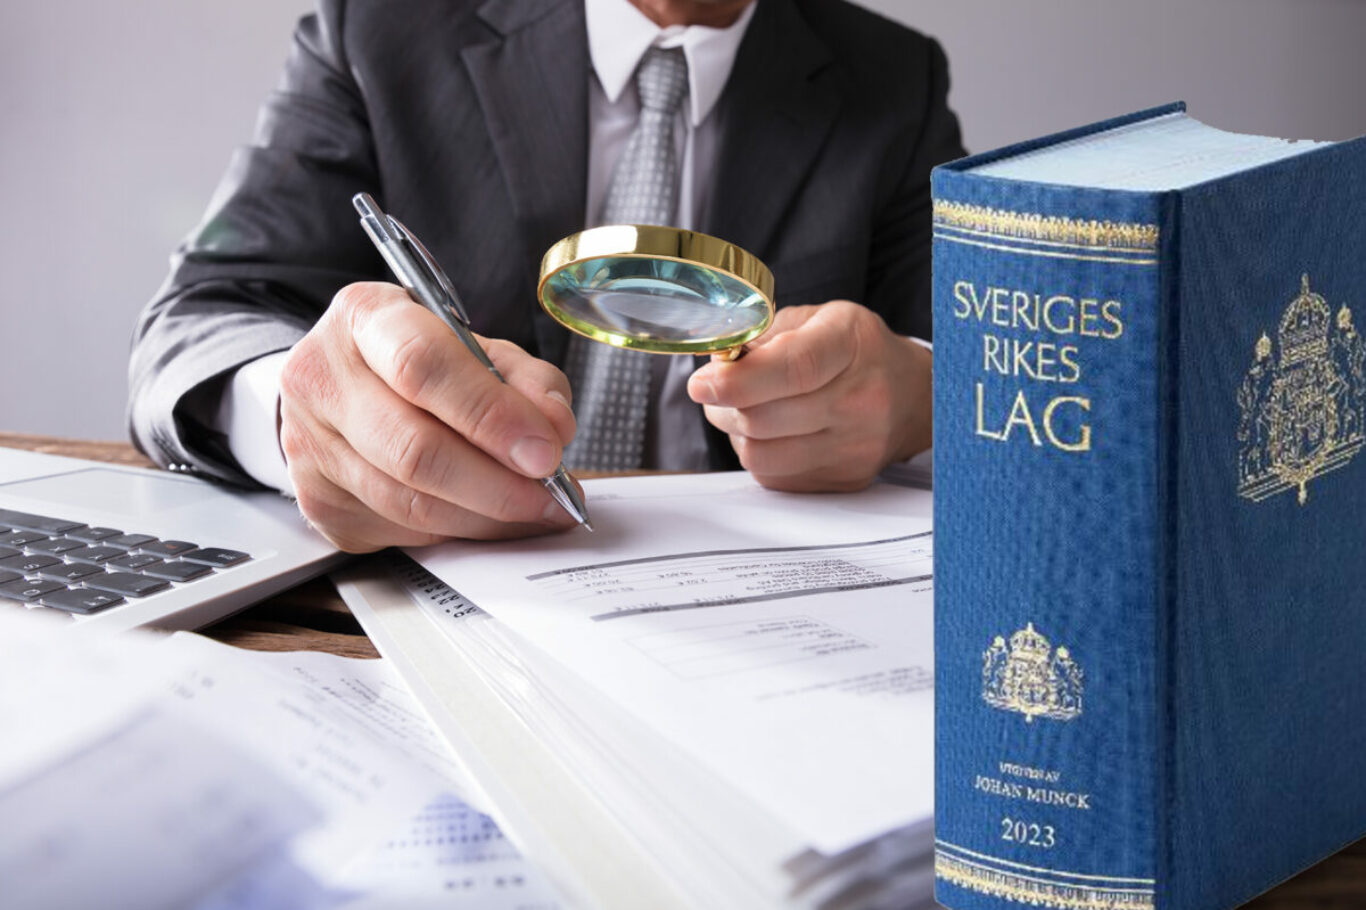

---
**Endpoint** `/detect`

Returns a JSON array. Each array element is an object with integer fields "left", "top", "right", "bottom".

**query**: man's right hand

[{"left": 278, "top": 282, "right": 579, "bottom": 552}]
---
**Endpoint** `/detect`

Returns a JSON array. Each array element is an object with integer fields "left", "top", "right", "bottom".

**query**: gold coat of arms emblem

[
  {"left": 1238, "top": 275, "right": 1365, "bottom": 505},
  {"left": 982, "top": 623, "right": 1083, "bottom": 722}
]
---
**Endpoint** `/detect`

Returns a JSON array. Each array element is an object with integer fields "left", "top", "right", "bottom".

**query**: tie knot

[{"left": 636, "top": 46, "right": 688, "bottom": 116}]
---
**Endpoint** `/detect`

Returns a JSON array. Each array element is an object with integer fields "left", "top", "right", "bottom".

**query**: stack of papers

[
  {"left": 0, "top": 612, "right": 556, "bottom": 910},
  {"left": 339, "top": 472, "right": 937, "bottom": 910}
]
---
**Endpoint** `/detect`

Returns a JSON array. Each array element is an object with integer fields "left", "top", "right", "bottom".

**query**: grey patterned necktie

[{"left": 563, "top": 46, "right": 689, "bottom": 471}]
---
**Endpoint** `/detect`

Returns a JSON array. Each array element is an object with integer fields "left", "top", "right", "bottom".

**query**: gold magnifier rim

[{"left": 537, "top": 224, "right": 776, "bottom": 354}]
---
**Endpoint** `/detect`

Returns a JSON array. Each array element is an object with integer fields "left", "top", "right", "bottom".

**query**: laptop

[{"left": 0, "top": 446, "right": 346, "bottom": 632}]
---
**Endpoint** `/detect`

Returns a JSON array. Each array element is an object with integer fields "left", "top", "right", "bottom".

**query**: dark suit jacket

[{"left": 128, "top": 0, "right": 964, "bottom": 485}]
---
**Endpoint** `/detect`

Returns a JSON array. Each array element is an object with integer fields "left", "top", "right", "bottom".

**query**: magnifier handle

[{"left": 714, "top": 344, "right": 748, "bottom": 362}]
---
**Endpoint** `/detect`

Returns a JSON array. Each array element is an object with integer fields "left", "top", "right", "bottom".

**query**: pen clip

[{"left": 384, "top": 215, "right": 473, "bottom": 326}]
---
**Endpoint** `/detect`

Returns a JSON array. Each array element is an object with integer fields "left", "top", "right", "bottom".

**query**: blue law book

[{"left": 931, "top": 102, "right": 1366, "bottom": 910}]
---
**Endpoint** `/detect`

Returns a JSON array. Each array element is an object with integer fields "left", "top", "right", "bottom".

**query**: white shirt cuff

[{"left": 212, "top": 351, "right": 295, "bottom": 495}]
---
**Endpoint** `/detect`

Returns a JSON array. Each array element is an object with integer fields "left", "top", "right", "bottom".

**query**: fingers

[
  {"left": 288, "top": 388, "right": 569, "bottom": 529},
  {"left": 345, "top": 283, "right": 571, "bottom": 478},
  {"left": 685, "top": 300, "right": 931, "bottom": 493},
  {"left": 728, "top": 431, "right": 888, "bottom": 492},
  {"left": 485, "top": 337, "right": 577, "bottom": 451},
  {"left": 288, "top": 456, "right": 566, "bottom": 552},
  {"left": 701, "top": 388, "right": 829, "bottom": 440},
  {"left": 687, "top": 304, "right": 855, "bottom": 410},
  {"left": 278, "top": 281, "right": 581, "bottom": 550}
]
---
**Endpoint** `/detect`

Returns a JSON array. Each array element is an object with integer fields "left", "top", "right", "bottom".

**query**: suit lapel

[
  {"left": 462, "top": 0, "right": 588, "bottom": 361},
  {"left": 704, "top": 0, "right": 840, "bottom": 258}
]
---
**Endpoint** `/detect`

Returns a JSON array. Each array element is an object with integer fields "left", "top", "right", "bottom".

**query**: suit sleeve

[
  {"left": 127, "top": 0, "right": 385, "bottom": 486},
  {"left": 863, "top": 36, "right": 964, "bottom": 342}
]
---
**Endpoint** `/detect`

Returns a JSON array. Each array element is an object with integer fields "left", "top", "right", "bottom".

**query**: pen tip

[{"left": 582, "top": 519, "right": 595, "bottom": 533}]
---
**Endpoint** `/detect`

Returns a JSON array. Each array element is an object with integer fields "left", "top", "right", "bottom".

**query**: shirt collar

[{"left": 584, "top": 0, "right": 757, "bottom": 128}]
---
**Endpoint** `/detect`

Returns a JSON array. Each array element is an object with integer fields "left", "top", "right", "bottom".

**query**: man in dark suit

[{"left": 128, "top": 0, "right": 963, "bottom": 551}]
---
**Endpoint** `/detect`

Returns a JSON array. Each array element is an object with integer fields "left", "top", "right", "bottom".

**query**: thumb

[{"left": 744, "top": 303, "right": 821, "bottom": 351}]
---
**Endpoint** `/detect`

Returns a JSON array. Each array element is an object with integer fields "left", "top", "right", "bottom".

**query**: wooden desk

[{"left": 4, "top": 432, "right": 1363, "bottom": 909}]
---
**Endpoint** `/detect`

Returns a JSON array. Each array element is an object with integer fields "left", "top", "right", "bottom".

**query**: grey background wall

[{"left": 2, "top": 0, "right": 1364, "bottom": 443}]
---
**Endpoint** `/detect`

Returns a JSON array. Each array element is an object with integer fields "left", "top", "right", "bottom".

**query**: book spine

[{"left": 931, "top": 170, "right": 1171, "bottom": 910}]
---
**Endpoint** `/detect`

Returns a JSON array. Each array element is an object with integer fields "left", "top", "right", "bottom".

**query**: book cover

[{"left": 931, "top": 103, "right": 1366, "bottom": 910}]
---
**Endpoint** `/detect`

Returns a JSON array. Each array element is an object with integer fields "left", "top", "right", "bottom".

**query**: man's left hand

[{"left": 687, "top": 300, "right": 932, "bottom": 492}]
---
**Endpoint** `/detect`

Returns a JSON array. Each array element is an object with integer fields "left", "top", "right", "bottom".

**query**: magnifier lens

[
  {"left": 542, "top": 256, "right": 769, "bottom": 349},
  {"left": 539, "top": 226, "right": 775, "bottom": 355}
]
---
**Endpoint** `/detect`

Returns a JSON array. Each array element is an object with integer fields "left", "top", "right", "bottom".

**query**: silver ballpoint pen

[{"left": 352, "top": 192, "right": 592, "bottom": 531}]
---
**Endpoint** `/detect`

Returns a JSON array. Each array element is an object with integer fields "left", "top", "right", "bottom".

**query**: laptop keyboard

[{"left": 0, "top": 508, "right": 250, "bottom": 616}]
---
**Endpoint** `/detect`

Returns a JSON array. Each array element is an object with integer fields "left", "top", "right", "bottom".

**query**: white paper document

[
  {"left": 409, "top": 473, "right": 935, "bottom": 855},
  {"left": 381, "top": 555, "right": 807, "bottom": 908},
  {"left": 160, "top": 634, "right": 465, "bottom": 874},
  {"left": 0, "top": 705, "right": 319, "bottom": 910},
  {"left": 0, "top": 612, "right": 555, "bottom": 910}
]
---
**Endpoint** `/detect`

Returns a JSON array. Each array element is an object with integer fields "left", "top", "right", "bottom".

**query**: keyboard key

[
  {"left": 83, "top": 573, "right": 170, "bottom": 598},
  {"left": 0, "top": 545, "right": 21, "bottom": 560},
  {"left": 40, "top": 588, "right": 125, "bottom": 615},
  {"left": 67, "top": 526, "right": 122, "bottom": 543},
  {"left": 38, "top": 563, "right": 106, "bottom": 583},
  {"left": 64, "top": 546, "right": 126, "bottom": 565},
  {"left": 103, "top": 534, "right": 158, "bottom": 550},
  {"left": 142, "top": 561, "right": 213, "bottom": 582},
  {"left": 179, "top": 547, "right": 250, "bottom": 568},
  {"left": 138, "top": 540, "right": 197, "bottom": 557},
  {"left": 28, "top": 537, "right": 85, "bottom": 555},
  {"left": 0, "top": 510, "right": 85, "bottom": 535},
  {"left": 0, "top": 553, "right": 61, "bottom": 574},
  {"left": 0, "top": 529, "right": 47, "bottom": 547},
  {"left": 108, "top": 553, "right": 163, "bottom": 571},
  {"left": 0, "top": 569, "right": 22, "bottom": 585},
  {"left": 0, "top": 578, "right": 66, "bottom": 603}
]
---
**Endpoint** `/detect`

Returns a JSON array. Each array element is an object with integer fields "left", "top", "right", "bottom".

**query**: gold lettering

[
  {"left": 978, "top": 386, "right": 1092, "bottom": 451},
  {"left": 949, "top": 282, "right": 1126, "bottom": 339},
  {"left": 989, "top": 287, "right": 1012, "bottom": 327},
  {"left": 1013, "top": 291, "right": 1039, "bottom": 331},
  {"left": 983, "top": 335, "right": 1007, "bottom": 374},
  {"left": 1010, "top": 341, "right": 1038, "bottom": 381},
  {"left": 1042, "top": 295, "right": 1075, "bottom": 334},
  {"left": 975, "top": 383, "right": 1005, "bottom": 441},
  {"left": 1077, "top": 298, "right": 1102, "bottom": 336},
  {"left": 1024, "top": 787, "right": 1093, "bottom": 810},
  {"left": 1102, "top": 299, "right": 1125, "bottom": 339},
  {"left": 1042, "top": 396, "right": 1092, "bottom": 452},
  {"left": 974, "top": 775, "right": 1026, "bottom": 800},
  {"left": 1003, "top": 390, "right": 1042, "bottom": 446},
  {"left": 952, "top": 281, "right": 974, "bottom": 319},
  {"left": 1035, "top": 343, "right": 1057, "bottom": 379},
  {"left": 1058, "top": 345, "right": 1082, "bottom": 383},
  {"left": 999, "top": 762, "right": 1064, "bottom": 784}
]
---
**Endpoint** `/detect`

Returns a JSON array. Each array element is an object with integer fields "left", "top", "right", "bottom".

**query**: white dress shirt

[{"left": 216, "top": 0, "right": 756, "bottom": 489}]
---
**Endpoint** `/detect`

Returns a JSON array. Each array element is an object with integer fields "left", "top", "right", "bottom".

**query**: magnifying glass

[{"left": 538, "top": 224, "right": 775, "bottom": 361}]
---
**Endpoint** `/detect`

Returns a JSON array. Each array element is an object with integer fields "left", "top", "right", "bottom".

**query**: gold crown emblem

[
  {"left": 1278, "top": 274, "right": 1332, "bottom": 366},
  {"left": 982, "top": 623, "right": 1083, "bottom": 723},
  {"left": 1238, "top": 274, "right": 1365, "bottom": 505},
  {"left": 1256, "top": 332, "right": 1273, "bottom": 361}
]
